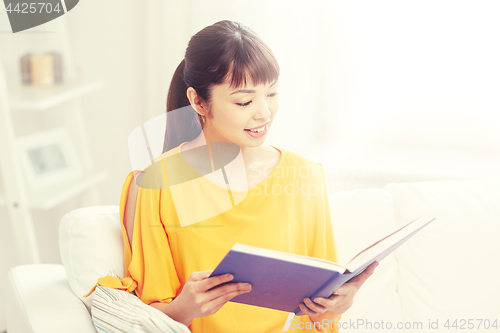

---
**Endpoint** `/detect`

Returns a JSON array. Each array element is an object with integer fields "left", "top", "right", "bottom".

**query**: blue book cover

[{"left": 209, "top": 214, "right": 435, "bottom": 315}]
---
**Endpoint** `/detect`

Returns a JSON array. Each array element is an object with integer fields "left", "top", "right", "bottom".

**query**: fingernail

[{"left": 225, "top": 274, "right": 233, "bottom": 280}]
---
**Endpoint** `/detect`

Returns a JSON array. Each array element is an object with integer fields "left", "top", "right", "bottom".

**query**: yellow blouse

[{"left": 94, "top": 142, "right": 341, "bottom": 332}]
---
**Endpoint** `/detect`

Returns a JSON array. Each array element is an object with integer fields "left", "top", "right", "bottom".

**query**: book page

[
  {"left": 344, "top": 214, "right": 436, "bottom": 272},
  {"left": 233, "top": 243, "right": 347, "bottom": 272}
]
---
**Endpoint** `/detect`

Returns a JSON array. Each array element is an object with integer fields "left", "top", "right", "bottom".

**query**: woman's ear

[{"left": 186, "top": 87, "right": 206, "bottom": 116}]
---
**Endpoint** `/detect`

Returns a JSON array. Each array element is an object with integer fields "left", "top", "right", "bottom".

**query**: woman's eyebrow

[
  {"left": 230, "top": 89, "right": 255, "bottom": 95},
  {"left": 230, "top": 80, "right": 278, "bottom": 95}
]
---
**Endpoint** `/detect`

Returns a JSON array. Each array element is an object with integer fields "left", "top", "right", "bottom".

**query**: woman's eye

[
  {"left": 268, "top": 92, "right": 279, "bottom": 97},
  {"left": 237, "top": 101, "right": 252, "bottom": 107}
]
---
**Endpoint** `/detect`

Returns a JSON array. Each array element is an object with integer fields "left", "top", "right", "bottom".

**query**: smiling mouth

[
  {"left": 245, "top": 122, "right": 269, "bottom": 133},
  {"left": 244, "top": 124, "right": 268, "bottom": 138},
  {"left": 244, "top": 124, "right": 266, "bottom": 133}
]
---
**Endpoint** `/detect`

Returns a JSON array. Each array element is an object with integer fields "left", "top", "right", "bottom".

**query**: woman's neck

[{"left": 182, "top": 131, "right": 266, "bottom": 167}]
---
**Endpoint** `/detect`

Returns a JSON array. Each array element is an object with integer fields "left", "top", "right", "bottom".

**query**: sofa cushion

[
  {"left": 59, "top": 205, "right": 123, "bottom": 312},
  {"left": 6, "top": 264, "right": 96, "bottom": 333},
  {"left": 329, "top": 188, "right": 403, "bottom": 331},
  {"left": 385, "top": 178, "right": 500, "bottom": 326}
]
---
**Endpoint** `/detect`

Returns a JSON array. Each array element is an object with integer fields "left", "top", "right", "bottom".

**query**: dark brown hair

[{"left": 163, "top": 20, "right": 280, "bottom": 152}]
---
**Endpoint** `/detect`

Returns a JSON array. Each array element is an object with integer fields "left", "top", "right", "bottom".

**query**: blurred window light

[{"left": 334, "top": 0, "right": 500, "bottom": 154}]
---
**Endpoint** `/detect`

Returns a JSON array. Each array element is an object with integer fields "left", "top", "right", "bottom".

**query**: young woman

[{"left": 93, "top": 20, "right": 377, "bottom": 332}]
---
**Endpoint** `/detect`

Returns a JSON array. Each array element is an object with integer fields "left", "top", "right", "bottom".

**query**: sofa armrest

[{"left": 7, "top": 264, "right": 97, "bottom": 333}]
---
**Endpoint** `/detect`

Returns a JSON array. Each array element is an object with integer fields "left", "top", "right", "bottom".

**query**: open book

[{"left": 209, "top": 214, "right": 436, "bottom": 315}]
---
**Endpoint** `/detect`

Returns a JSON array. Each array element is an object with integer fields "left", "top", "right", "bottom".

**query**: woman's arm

[
  {"left": 123, "top": 171, "right": 252, "bottom": 327},
  {"left": 123, "top": 171, "right": 142, "bottom": 248}
]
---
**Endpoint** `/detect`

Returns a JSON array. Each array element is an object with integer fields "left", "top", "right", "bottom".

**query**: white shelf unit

[
  {"left": 0, "top": 19, "right": 107, "bottom": 264},
  {"left": 8, "top": 78, "right": 104, "bottom": 111},
  {"left": 0, "top": 166, "right": 107, "bottom": 211}
]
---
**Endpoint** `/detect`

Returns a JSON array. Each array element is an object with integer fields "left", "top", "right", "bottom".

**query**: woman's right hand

[{"left": 153, "top": 270, "right": 252, "bottom": 327}]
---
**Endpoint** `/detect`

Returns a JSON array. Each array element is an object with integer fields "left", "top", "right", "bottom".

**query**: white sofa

[{"left": 6, "top": 177, "right": 500, "bottom": 333}]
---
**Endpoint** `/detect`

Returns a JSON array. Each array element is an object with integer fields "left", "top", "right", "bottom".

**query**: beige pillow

[
  {"left": 91, "top": 285, "right": 190, "bottom": 333},
  {"left": 59, "top": 206, "right": 125, "bottom": 312}
]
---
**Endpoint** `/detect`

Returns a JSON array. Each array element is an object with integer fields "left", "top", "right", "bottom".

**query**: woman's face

[{"left": 194, "top": 77, "right": 279, "bottom": 148}]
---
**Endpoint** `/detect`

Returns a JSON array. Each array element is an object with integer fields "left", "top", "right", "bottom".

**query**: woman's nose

[{"left": 253, "top": 99, "right": 271, "bottom": 120}]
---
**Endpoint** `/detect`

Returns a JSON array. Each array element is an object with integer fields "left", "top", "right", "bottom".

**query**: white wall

[
  {"left": 66, "top": 0, "right": 147, "bottom": 205},
  {"left": 337, "top": 0, "right": 500, "bottom": 155}
]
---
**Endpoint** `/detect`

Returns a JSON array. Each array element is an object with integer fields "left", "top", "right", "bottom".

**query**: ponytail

[
  {"left": 167, "top": 59, "right": 190, "bottom": 112},
  {"left": 163, "top": 59, "right": 203, "bottom": 153}
]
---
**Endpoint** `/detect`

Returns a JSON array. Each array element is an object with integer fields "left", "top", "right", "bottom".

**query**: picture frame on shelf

[{"left": 17, "top": 128, "right": 82, "bottom": 189}]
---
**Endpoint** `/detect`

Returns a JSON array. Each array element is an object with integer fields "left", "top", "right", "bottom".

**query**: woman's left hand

[{"left": 298, "top": 261, "right": 379, "bottom": 319}]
